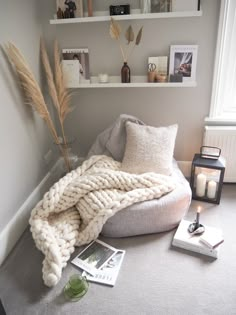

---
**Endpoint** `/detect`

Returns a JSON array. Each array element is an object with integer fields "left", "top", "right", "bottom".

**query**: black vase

[{"left": 121, "top": 62, "right": 131, "bottom": 83}]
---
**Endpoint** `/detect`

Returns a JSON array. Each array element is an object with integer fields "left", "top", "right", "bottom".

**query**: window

[{"left": 207, "top": 0, "right": 236, "bottom": 123}]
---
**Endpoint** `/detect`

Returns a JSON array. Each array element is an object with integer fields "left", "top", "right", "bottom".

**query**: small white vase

[{"left": 140, "top": 0, "right": 151, "bottom": 13}]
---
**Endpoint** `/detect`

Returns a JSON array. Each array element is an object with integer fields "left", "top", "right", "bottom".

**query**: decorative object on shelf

[
  {"left": 87, "top": 0, "right": 93, "bottom": 17},
  {"left": 190, "top": 153, "right": 226, "bottom": 204},
  {"left": 188, "top": 206, "right": 205, "bottom": 234},
  {"left": 98, "top": 73, "right": 109, "bottom": 83},
  {"left": 151, "top": 0, "right": 172, "bottom": 12},
  {"left": 64, "top": 274, "right": 89, "bottom": 301},
  {"left": 200, "top": 145, "right": 221, "bottom": 160},
  {"left": 169, "top": 73, "right": 183, "bottom": 82},
  {"left": 4, "top": 40, "right": 75, "bottom": 173},
  {"left": 121, "top": 62, "right": 131, "bottom": 83},
  {"left": 148, "top": 62, "right": 157, "bottom": 82},
  {"left": 169, "top": 45, "right": 198, "bottom": 82},
  {"left": 62, "top": 48, "right": 90, "bottom": 85},
  {"left": 140, "top": 0, "right": 151, "bottom": 13},
  {"left": 110, "top": 4, "right": 130, "bottom": 16},
  {"left": 56, "top": 0, "right": 83, "bottom": 19},
  {"left": 109, "top": 18, "right": 143, "bottom": 83},
  {"left": 172, "top": 0, "right": 199, "bottom": 12},
  {"left": 148, "top": 56, "right": 168, "bottom": 82}
]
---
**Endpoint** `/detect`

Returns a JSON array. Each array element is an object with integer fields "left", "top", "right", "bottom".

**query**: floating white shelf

[
  {"left": 75, "top": 76, "right": 197, "bottom": 88},
  {"left": 50, "top": 9, "right": 202, "bottom": 24}
]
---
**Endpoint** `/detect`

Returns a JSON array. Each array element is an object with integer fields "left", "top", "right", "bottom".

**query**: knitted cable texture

[{"left": 29, "top": 155, "right": 176, "bottom": 287}]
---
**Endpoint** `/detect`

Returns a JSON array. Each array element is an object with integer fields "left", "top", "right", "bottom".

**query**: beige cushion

[{"left": 121, "top": 122, "right": 178, "bottom": 175}]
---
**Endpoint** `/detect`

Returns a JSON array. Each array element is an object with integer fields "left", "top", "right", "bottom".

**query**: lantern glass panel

[{"left": 194, "top": 166, "right": 220, "bottom": 200}]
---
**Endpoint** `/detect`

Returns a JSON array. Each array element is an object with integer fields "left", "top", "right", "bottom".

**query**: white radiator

[{"left": 203, "top": 126, "right": 236, "bottom": 182}]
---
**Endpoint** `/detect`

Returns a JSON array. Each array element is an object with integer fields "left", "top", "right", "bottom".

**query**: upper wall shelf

[{"left": 50, "top": 9, "right": 202, "bottom": 25}]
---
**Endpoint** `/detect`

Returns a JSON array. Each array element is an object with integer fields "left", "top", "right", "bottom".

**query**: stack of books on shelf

[
  {"left": 172, "top": 219, "right": 224, "bottom": 258},
  {"left": 71, "top": 239, "right": 125, "bottom": 286}
]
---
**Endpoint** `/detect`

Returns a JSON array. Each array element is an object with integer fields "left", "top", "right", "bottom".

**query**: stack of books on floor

[
  {"left": 172, "top": 219, "right": 224, "bottom": 258},
  {"left": 71, "top": 239, "right": 125, "bottom": 286}
]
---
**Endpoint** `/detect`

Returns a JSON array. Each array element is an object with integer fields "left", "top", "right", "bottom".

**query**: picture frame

[
  {"left": 62, "top": 48, "right": 90, "bottom": 84},
  {"left": 169, "top": 45, "right": 198, "bottom": 82},
  {"left": 56, "top": 0, "right": 83, "bottom": 18},
  {"left": 151, "top": 0, "right": 172, "bottom": 13}
]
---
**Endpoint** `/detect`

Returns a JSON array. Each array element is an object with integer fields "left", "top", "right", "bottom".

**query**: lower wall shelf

[{"left": 76, "top": 76, "right": 197, "bottom": 88}]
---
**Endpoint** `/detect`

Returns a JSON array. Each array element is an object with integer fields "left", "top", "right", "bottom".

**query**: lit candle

[
  {"left": 196, "top": 173, "right": 207, "bottom": 197},
  {"left": 207, "top": 180, "right": 217, "bottom": 199},
  {"left": 196, "top": 206, "right": 201, "bottom": 227}
]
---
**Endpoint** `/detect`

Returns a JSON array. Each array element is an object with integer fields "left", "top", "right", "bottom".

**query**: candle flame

[{"left": 197, "top": 206, "right": 202, "bottom": 213}]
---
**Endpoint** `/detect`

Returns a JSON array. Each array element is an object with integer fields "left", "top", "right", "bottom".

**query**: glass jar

[{"left": 64, "top": 274, "right": 89, "bottom": 302}]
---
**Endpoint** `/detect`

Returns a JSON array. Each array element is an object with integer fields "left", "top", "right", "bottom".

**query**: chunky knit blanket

[{"left": 29, "top": 155, "right": 175, "bottom": 287}]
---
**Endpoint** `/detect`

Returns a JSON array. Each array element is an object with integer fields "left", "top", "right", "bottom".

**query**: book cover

[
  {"left": 82, "top": 250, "right": 125, "bottom": 286},
  {"left": 62, "top": 48, "right": 90, "bottom": 85},
  {"left": 200, "top": 229, "right": 224, "bottom": 249},
  {"left": 71, "top": 240, "right": 118, "bottom": 276},
  {"left": 62, "top": 60, "right": 80, "bottom": 88},
  {"left": 172, "top": 220, "right": 222, "bottom": 258}
]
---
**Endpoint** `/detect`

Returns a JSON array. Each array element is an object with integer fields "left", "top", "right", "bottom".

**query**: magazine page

[
  {"left": 62, "top": 48, "right": 90, "bottom": 84},
  {"left": 71, "top": 240, "right": 118, "bottom": 276},
  {"left": 82, "top": 250, "right": 125, "bottom": 286}
]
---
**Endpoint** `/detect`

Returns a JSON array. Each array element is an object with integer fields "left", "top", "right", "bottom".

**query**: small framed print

[
  {"left": 169, "top": 45, "right": 198, "bottom": 82},
  {"left": 151, "top": 0, "right": 172, "bottom": 13},
  {"left": 56, "top": 0, "right": 83, "bottom": 19}
]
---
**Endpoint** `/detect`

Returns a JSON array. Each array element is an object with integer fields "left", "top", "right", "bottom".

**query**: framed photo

[
  {"left": 151, "top": 0, "right": 172, "bottom": 13},
  {"left": 56, "top": 0, "right": 83, "bottom": 18},
  {"left": 169, "top": 45, "right": 198, "bottom": 82},
  {"left": 62, "top": 48, "right": 90, "bottom": 84}
]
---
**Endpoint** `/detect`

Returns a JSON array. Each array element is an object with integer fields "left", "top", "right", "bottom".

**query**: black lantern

[{"left": 190, "top": 153, "right": 225, "bottom": 204}]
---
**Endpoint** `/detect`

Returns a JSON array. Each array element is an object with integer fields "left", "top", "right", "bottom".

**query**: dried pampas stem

[
  {"left": 5, "top": 42, "right": 71, "bottom": 172},
  {"left": 40, "top": 38, "right": 71, "bottom": 171}
]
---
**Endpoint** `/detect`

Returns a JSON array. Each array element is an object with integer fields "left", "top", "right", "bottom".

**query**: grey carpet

[{"left": 0, "top": 185, "right": 236, "bottom": 315}]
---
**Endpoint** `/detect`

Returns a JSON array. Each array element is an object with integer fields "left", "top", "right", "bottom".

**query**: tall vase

[
  {"left": 121, "top": 62, "right": 131, "bottom": 83},
  {"left": 87, "top": 0, "right": 93, "bottom": 17}
]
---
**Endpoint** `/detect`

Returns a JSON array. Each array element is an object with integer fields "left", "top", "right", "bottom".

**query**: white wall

[
  {"left": 0, "top": 0, "right": 220, "bottom": 258},
  {"left": 0, "top": 0, "right": 56, "bottom": 232},
  {"left": 45, "top": 0, "right": 220, "bottom": 160}
]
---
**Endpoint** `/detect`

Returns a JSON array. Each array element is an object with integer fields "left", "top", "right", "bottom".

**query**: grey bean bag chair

[{"left": 87, "top": 114, "right": 191, "bottom": 237}]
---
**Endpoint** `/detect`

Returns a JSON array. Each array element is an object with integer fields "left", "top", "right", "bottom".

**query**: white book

[
  {"left": 62, "top": 60, "right": 80, "bottom": 88},
  {"left": 200, "top": 229, "right": 224, "bottom": 249},
  {"left": 71, "top": 240, "right": 118, "bottom": 276},
  {"left": 172, "top": 220, "right": 222, "bottom": 258},
  {"left": 82, "top": 250, "right": 125, "bottom": 287}
]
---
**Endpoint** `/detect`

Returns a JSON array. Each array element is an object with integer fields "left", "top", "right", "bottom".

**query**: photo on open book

[
  {"left": 82, "top": 250, "right": 126, "bottom": 286},
  {"left": 71, "top": 240, "right": 118, "bottom": 275}
]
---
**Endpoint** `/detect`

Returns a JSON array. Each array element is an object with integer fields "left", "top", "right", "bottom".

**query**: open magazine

[
  {"left": 82, "top": 250, "right": 125, "bottom": 286},
  {"left": 71, "top": 240, "right": 118, "bottom": 276}
]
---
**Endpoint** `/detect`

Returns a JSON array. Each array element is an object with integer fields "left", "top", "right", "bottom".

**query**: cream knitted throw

[{"left": 29, "top": 155, "right": 176, "bottom": 287}]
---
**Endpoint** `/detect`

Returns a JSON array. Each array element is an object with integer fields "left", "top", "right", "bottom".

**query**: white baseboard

[
  {"left": 0, "top": 165, "right": 59, "bottom": 266},
  {"left": 0, "top": 158, "right": 191, "bottom": 266}
]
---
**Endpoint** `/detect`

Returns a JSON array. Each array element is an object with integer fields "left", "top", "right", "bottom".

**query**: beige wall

[
  {"left": 45, "top": 0, "right": 221, "bottom": 160},
  {"left": 0, "top": 0, "right": 220, "bottom": 233},
  {"left": 0, "top": 0, "right": 55, "bottom": 231}
]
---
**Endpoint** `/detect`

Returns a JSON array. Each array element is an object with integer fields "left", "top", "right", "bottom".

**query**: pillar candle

[
  {"left": 196, "top": 173, "right": 206, "bottom": 197},
  {"left": 207, "top": 180, "right": 217, "bottom": 199}
]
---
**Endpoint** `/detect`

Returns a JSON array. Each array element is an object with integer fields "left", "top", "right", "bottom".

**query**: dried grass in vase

[
  {"left": 4, "top": 41, "right": 73, "bottom": 172},
  {"left": 109, "top": 18, "right": 143, "bottom": 63}
]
